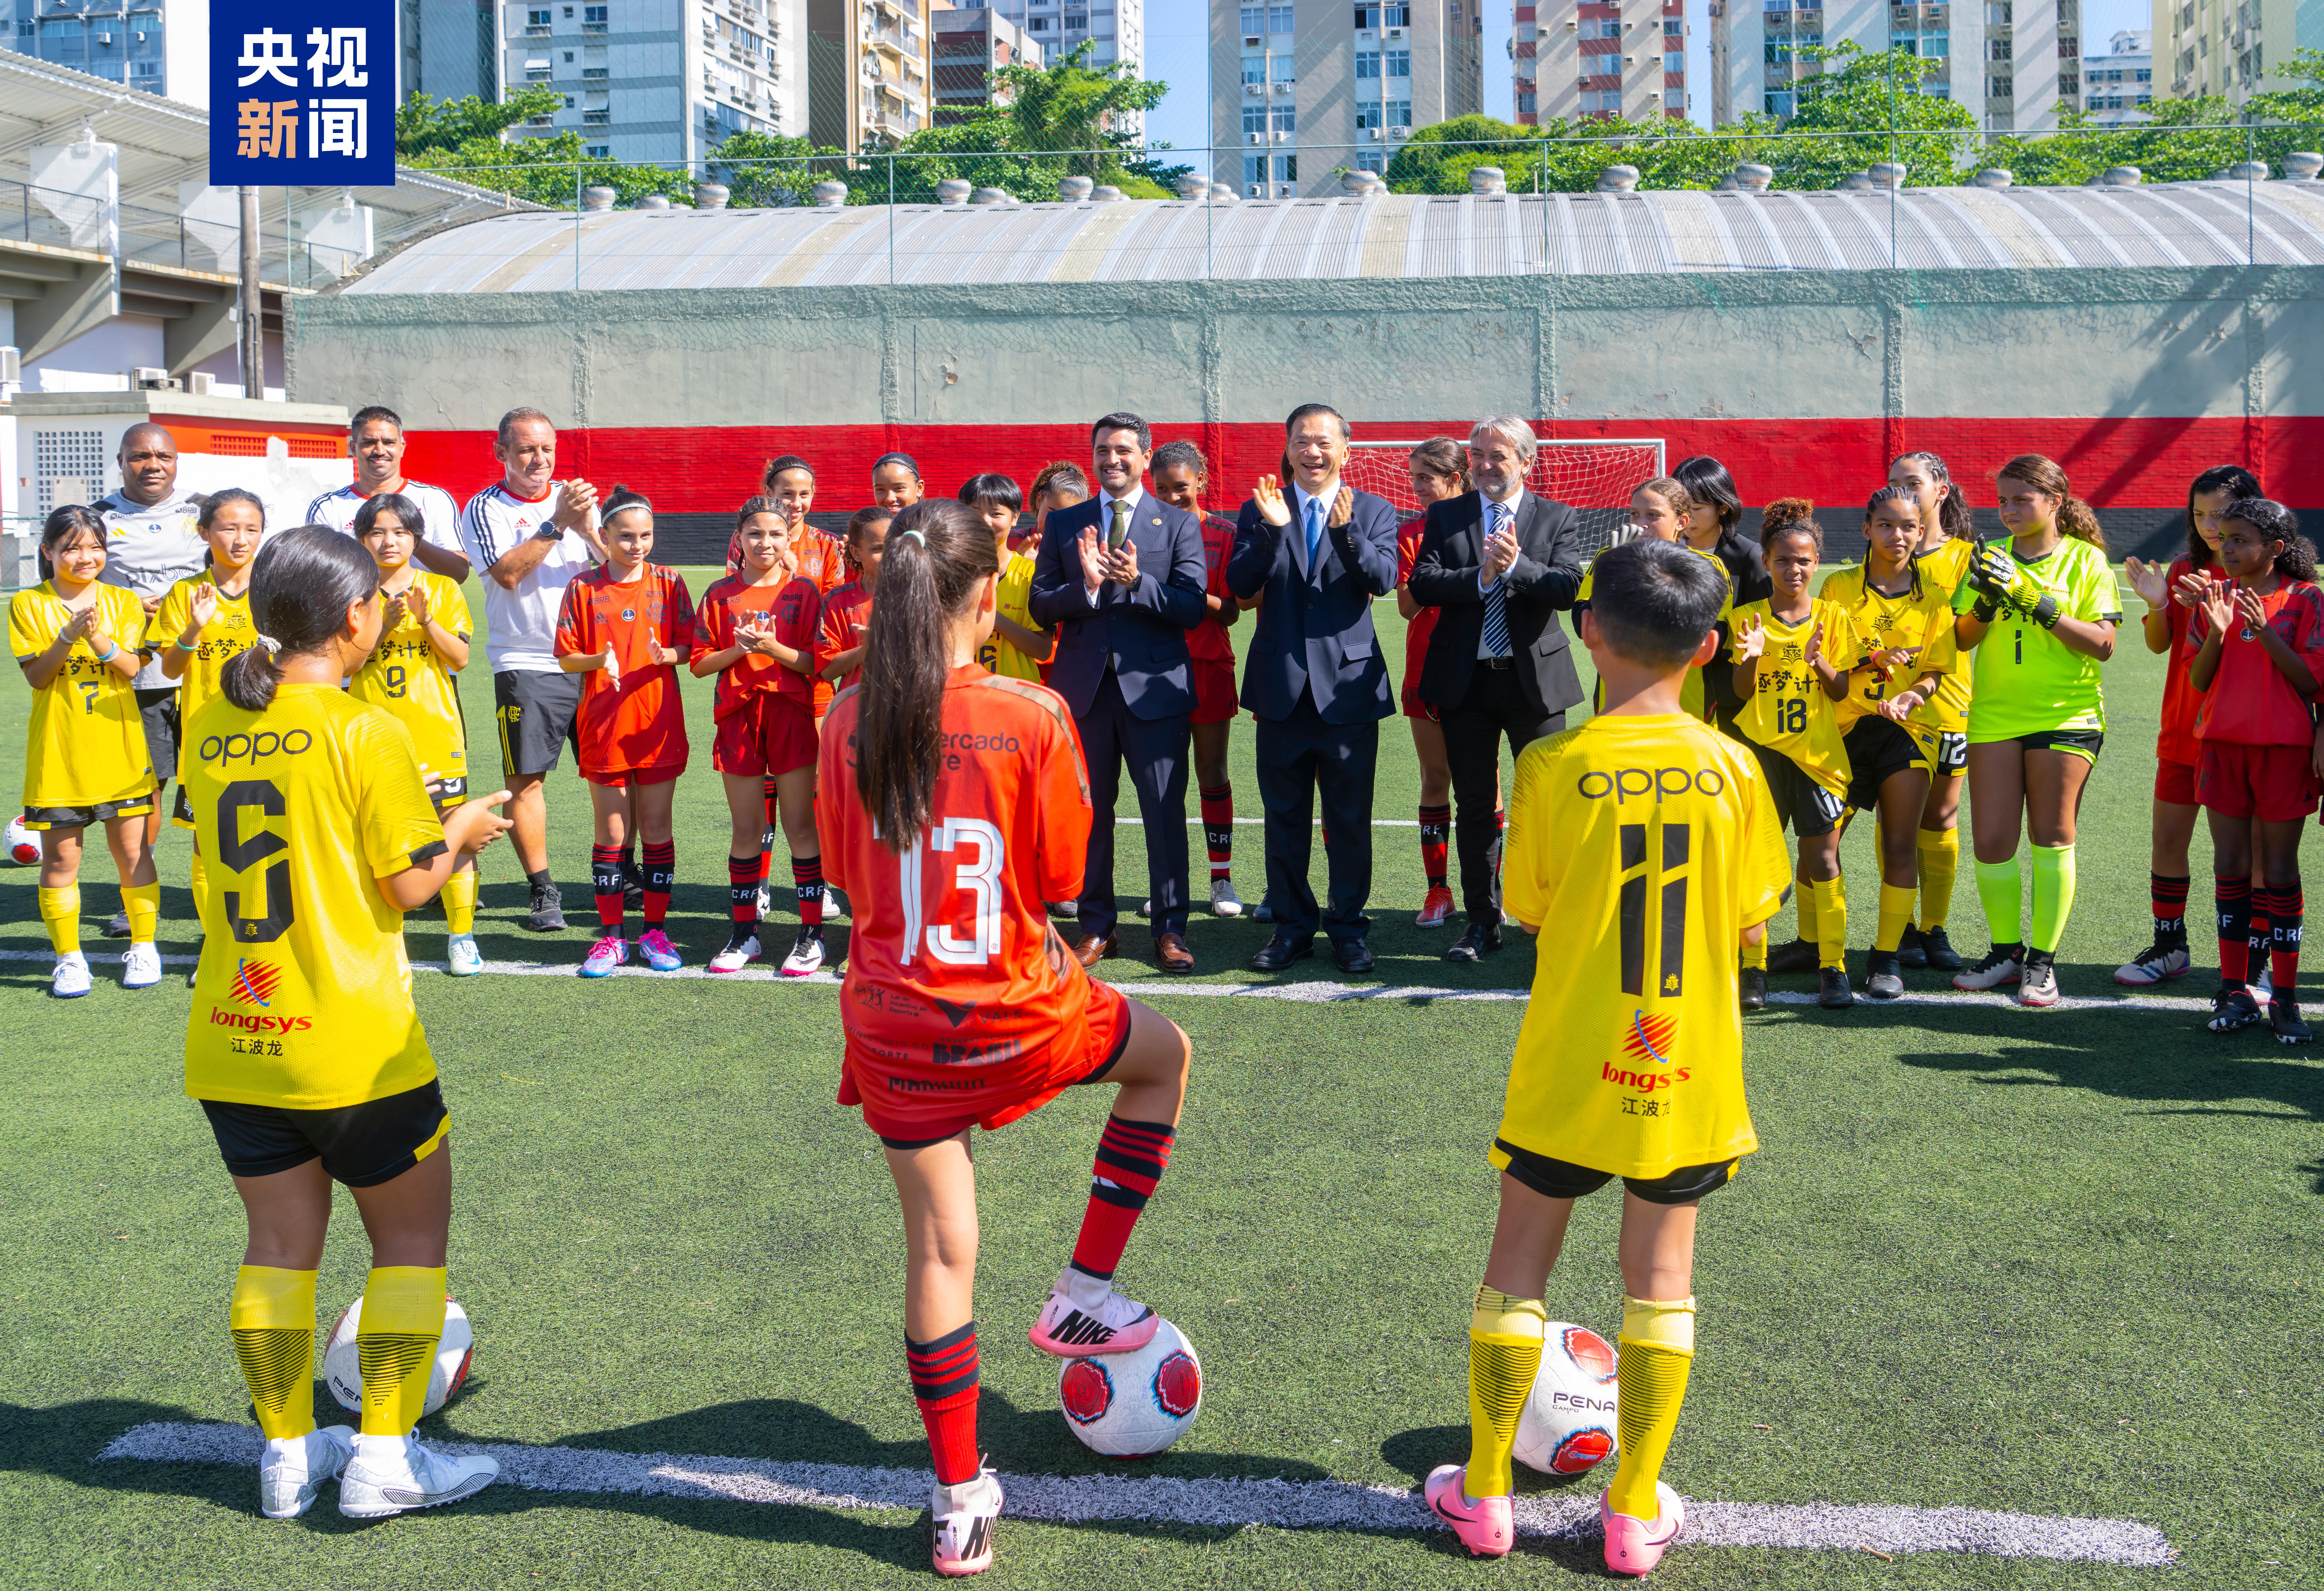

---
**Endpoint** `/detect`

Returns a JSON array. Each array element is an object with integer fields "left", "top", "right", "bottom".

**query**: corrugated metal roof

[{"left": 341, "top": 180, "right": 2324, "bottom": 296}]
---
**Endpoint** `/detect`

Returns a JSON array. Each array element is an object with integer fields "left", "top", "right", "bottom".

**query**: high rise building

[
  {"left": 406, "top": 0, "right": 502, "bottom": 105},
  {"left": 2081, "top": 26, "right": 2150, "bottom": 122},
  {"left": 1518, "top": 0, "right": 1692, "bottom": 124},
  {"left": 808, "top": 0, "right": 936, "bottom": 151},
  {"left": 931, "top": 6, "right": 1043, "bottom": 124},
  {"left": 1212, "top": 0, "right": 1484, "bottom": 199},
  {"left": 1712, "top": 0, "right": 2083, "bottom": 133},
  {"left": 506, "top": 0, "right": 808, "bottom": 165},
  {"left": 984, "top": 0, "right": 1145, "bottom": 132},
  {"left": 4, "top": 0, "right": 208, "bottom": 105},
  {"left": 2166, "top": 0, "right": 2314, "bottom": 99}
]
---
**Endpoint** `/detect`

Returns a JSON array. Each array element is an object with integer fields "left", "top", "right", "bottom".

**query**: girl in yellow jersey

[
  {"left": 1578, "top": 478, "right": 1732, "bottom": 719},
  {"left": 10, "top": 505, "right": 159, "bottom": 997},
  {"left": 1885, "top": 451, "right": 1978, "bottom": 969},
  {"left": 349, "top": 493, "right": 482, "bottom": 977},
  {"left": 181, "top": 527, "right": 511, "bottom": 1521},
  {"left": 1819, "top": 487, "right": 1962, "bottom": 1001},
  {"left": 153, "top": 489, "right": 266, "bottom": 975},
  {"left": 1726, "top": 500, "right": 1865, "bottom": 1010}
]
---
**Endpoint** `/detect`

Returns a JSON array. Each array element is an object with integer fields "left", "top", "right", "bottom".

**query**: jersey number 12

[{"left": 1619, "top": 821, "right": 1688, "bottom": 999}]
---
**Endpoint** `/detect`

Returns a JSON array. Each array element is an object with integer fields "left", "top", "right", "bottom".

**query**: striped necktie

[{"left": 1481, "top": 501, "right": 1512, "bottom": 659}]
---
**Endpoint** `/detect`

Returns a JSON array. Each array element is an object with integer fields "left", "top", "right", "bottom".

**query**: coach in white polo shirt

[
  {"left": 304, "top": 404, "right": 470, "bottom": 581},
  {"left": 455, "top": 406, "right": 605, "bottom": 933}
]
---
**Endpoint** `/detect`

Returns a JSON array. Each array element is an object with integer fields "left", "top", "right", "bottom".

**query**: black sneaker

[
  {"left": 2209, "top": 986, "right": 2264, "bottom": 1032},
  {"left": 1818, "top": 966, "right": 1854, "bottom": 1009},
  {"left": 1919, "top": 925, "right": 1964, "bottom": 972},
  {"left": 623, "top": 858, "right": 645, "bottom": 915},
  {"left": 527, "top": 881, "right": 568, "bottom": 933},
  {"left": 1766, "top": 937, "right": 1820, "bottom": 976},
  {"left": 2270, "top": 1000, "right": 2313, "bottom": 1045},
  {"left": 1895, "top": 925, "right": 1928, "bottom": 969},
  {"left": 1863, "top": 949, "right": 1905, "bottom": 1001},
  {"left": 1739, "top": 965, "right": 1768, "bottom": 1013},
  {"left": 103, "top": 911, "right": 132, "bottom": 939}
]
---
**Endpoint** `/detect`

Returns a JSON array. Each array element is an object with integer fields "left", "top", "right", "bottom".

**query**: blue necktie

[
  {"left": 1305, "top": 497, "right": 1323, "bottom": 567},
  {"left": 1481, "top": 502, "right": 1511, "bottom": 659}
]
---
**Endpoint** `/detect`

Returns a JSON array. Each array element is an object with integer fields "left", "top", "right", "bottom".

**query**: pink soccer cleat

[
  {"left": 1027, "top": 1283, "right": 1158, "bottom": 1356},
  {"left": 578, "top": 934, "right": 628, "bottom": 978},
  {"left": 1601, "top": 1480, "right": 1686, "bottom": 1576},
  {"left": 931, "top": 1468, "right": 1003, "bottom": 1577},
  {"left": 1424, "top": 1465, "right": 1513, "bottom": 1557},
  {"left": 638, "top": 927, "right": 682, "bottom": 971}
]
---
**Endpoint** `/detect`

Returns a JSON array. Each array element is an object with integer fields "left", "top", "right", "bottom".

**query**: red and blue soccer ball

[
  {"left": 1514, "top": 1323, "right": 1620, "bottom": 1476},
  {"left": 5, "top": 816, "right": 38, "bottom": 866},
  {"left": 1058, "top": 1318, "right": 1203, "bottom": 1457}
]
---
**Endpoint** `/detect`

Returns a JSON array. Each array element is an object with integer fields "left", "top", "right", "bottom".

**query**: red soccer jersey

[
  {"left": 553, "top": 564, "right": 695, "bottom": 777},
  {"left": 818, "top": 581, "right": 874, "bottom": 694},
  {"left": 693, "top": 573, "right": 787, "bottom": 722},
  {"left": 796, "top": 529, "right": 849, "bottom": 594},
  {"left": 2158, "top": 558, "right": 2227, "bottom": 765},
  {"left": 2192, "top": 579, "right": 2324, "bottom": 747},
  {"left": 817, "top": 667, "right": 1099, "bottom": 1135},
  {"left": 1397, "top": 514, "right": 1441, "bottom": 700},
  {"left": 1187, "top": 510, "right": 1240, "bottom": 665}
]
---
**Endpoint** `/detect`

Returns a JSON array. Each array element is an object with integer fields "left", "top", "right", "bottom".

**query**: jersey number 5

[
  {"left": 899, "top": 817, "right": 1005, "bottom": 967},
  {"left": 1618, "top": 821, "right": 1688, "bottom": 999},
  {"left": 216, "top": 780, "right": 295, "bottom": 943}
]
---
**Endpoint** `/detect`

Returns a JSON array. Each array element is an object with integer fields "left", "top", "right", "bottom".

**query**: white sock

[
  {"left": 1059, "top": 1266, "right": 1111, "bottom": 1313},
  {"left": 354, "top": 1431, "right": 413, "bottom": 1464}
]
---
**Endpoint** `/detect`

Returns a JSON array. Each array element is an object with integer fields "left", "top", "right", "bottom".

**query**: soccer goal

[{"left": 1343, "top": 437, "right": 1667, "bottom": 555}]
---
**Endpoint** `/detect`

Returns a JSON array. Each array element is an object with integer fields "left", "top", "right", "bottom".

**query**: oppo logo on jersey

[
  {"left": 1576, "top": 767, "right": 1727, "bottom": 804},
  {"left": 198, "top": 729, "right": 314, "bottom": 766},
  {"left": 1601, "top": 1061, "right": 1691, "bottom": 1093},
  {"left": 208, "top": 1007, "right": 315, "bottom": 1035}
]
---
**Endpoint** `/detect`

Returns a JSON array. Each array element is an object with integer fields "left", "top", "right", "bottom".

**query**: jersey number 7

[
  {"left": 217, "top": 780, "right": 295, "bottom": 943},
  {"left": 1619, "top": 821, "right": 1688, "bottom": 999}
]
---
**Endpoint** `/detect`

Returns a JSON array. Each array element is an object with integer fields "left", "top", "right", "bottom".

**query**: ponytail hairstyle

[
  {"left": 1759, "top": 497, "right": 1824, "bottom": 559},
  {"left": 1407, "top": 436, "right": 1468, "bottom": 492},
  {"left": 761, "top": 454, "right": 815, "bottom": 494},
  {"left": 1671, "top": 454, "right": 1757, "bottom": 583},
  {"left": 854, "top": 499, "right": 1002, "bottom": 851},
  {"left": 1864, "top": 483, "right": 1919, "bottom": 521},
  {"left": 601, "top": 484, "right": 652, "bottom": 529},
  {"left": 351, "top": 491, "right": 421, "bottom": 538},
  {"left": 1891, "top": 450, "right": 1974, "bottom": 541},
  {"left": 198, "top": 487, "right": 266, "bottom": 533},
  {"left": 2221, "top": 497, "right": 2318, "bottom": 583},
  {"left": 2184, "top": 464, "right": 2262, "bottom": 570},
  {"left": 1997, "top": 454, "right": 2104, "bottom": 551},
  {"left": 221, "top": 525, "right": 380, "bottom": 712}
]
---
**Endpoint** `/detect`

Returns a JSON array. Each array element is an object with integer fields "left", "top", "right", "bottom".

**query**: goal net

[{"left": 1342, "top": 437, "right": 1667, "bottom": 556}]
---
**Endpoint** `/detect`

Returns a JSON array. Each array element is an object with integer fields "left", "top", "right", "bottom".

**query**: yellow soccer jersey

[
  {"left": 1580, "top": 543, "right": 1733, "bottom": 719},
  {"left": 1727, "top": 597, "right": 1863, "bottom": 797},
  {"left": 348, "top": 572, "right": 472, "bottom": 783},
  {"left": 1818, "top": 564, "right": 1963, "bottom": 738},
  {"left": 978, "top": 552, "right": 1043, "bottom": 681},
  {"left": 181, "top": 684, "right": 446, "bottom": 1111},
  {"left": 1496, "top": 715, "right": 1791, "bottom": 1179},
  {"left": 151, "top": 574, "right": 259, "bottom": 729},
  {"left": 9, "top": 582, "right": 155, "bottom": 812},
  {"left": 1910, "top": 537, "right": 1977, "bottom": 733}
]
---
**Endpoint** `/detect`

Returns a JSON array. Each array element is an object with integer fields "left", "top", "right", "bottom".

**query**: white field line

[{"left": 95, "top": 1420, "right": 2173, "bottom": 1566}]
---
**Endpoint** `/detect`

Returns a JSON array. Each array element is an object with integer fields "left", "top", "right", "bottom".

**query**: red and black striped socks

[
  {"left": 1068, "top": 1117, "right": 1176, "bottom": 1286},
  {"left": 591, "top": 845, "right": 625, "bottom": 933},
  {"left": 2151, "top": 872, "right": 2189, "bottom": 950},
  {"left": 793, "top": 854, "right": 825, "bottom": 926},
  {"left": 2217, "top": 876, "right": 2252, "bottom": 985},
  {"left": 1199, "top": 784, "right": 1234, "bottom": 880},
  {"left": 727, "top": 853, "right": 759, "bottom": 928},
  {"left": 758, "top": 777, "right": 778, "bottom": 886},
  {"left": 642, "top": 841, "right": 674, "bottom": 928},
  {"left": 1418, "top": 804, "right": 1451, "bottom": 890},
  {"left": 904, "top": 1321, "right": 981, "bottom": 1486},
  {"left": 2263, "top": 884, "right": 2304, "bottom": 1001}
]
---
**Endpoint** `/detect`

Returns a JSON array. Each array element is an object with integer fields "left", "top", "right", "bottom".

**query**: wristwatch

[{"left": 532, "top": 523, "right": 563, "bottom": 543}]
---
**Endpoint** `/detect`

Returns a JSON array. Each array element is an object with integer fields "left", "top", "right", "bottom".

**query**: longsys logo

[
  {"left": 228, "top": 958, "right": 283, "bottom": 1008},
  {"left": 1624, "top": 1010, "right": 1679, "bottom": 1065}
]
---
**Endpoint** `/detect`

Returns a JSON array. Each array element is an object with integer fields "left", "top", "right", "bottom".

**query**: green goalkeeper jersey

[{"left": 1954, "top": 537, "right": 2119, "bottom": 741}]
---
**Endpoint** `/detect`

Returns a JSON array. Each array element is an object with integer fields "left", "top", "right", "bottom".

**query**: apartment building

[
  {"left": 808, "top": 0, "right": 938, "bottom": 150},
  {"left": 4, "top": 0, "right": 207, "bottom": 105},
  {"left": 2165, "top": 0, "right": 2314, "bottom": 99},
  {"left": 1517, "top": 0, "right": 1693, "bottom": 124},
  {"left": 2081, "top": 26, "right": 2150, "bottom": 122},
  {"left": 507, "top": 0, "right": 807, "bottom": 164},
  {"left": 931, "top": 5, "right": 1042, "bottom": 123},
  {"left": 1713, "top": 0, "right": 2078, "bottom": 133},
  {"left": 979, "top": 1, "right": 1144, "bottom": 132},
  {"left": 1211, "top": 0, "right": 1483, "bottom": 197}
]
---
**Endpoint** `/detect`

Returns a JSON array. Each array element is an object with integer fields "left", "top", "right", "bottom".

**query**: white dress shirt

[
  {"left": 1478, "top": 486, "right": 1527, "bottom": 658},
  {"left": 1084, "top": 484, "right": 1147, "bottom": 605},
  {"left": 1291, "top": 479, "right": 1341, "bottom": 564}
]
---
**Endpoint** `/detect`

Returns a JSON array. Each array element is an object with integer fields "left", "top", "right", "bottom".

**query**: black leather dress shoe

[
  {"left": 1333, "top": 937, "right": 1374, "bottom": 974},
  {"left": 1445, "top": 922, "right": 1502, "bottom": 963},
  {"left": 1249, "top": 933, "right": 1315, "bottom": 972}
]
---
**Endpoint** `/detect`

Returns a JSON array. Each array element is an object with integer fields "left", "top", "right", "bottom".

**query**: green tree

[
  {"left": 397, "top": 88, "right": 700, "bottom": 206},
  {"left": 396, "top": 86, "right": 562, "bottom": 158}
]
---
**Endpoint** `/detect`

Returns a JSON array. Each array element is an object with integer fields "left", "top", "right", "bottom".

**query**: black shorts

[
  {"left": 1495, "top": 1138, "right": 1737, "bottom": 1205},
  {"left": 200, "top": 1079, "right": 450, "bottom": 1187},
  {"left": 2005, "top": 729, "right": 2105, "bottom": 765},
  {"left": 1843, "top": 716, "right": 1932, "bottom": 812},
  {"left": 136, "top": 687, "right": 180, "bottom": 781},
  {"left": 1933, "top": 729, "right": 1968, "bottom": 777},
  {"left": 493, "top": 670, "right": 582, "bottom": 779},
  {"left": 23, "top": 793, "right": 157, "bottom": 831},
  {"left": 1753, "top": 744, "right": 1843, "bottom": 839},
  {"left": 430, "top": 775, "right": 470, "bottom": 815}
]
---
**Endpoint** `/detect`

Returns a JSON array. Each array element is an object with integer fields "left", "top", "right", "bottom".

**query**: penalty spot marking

[{"left": 97, "top": 1421, "right": 2172, "bottom": 1566}]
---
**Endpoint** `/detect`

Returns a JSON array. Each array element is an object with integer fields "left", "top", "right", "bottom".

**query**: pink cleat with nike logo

[
  {"left": 1601, "top": 1481, "right": 1686, "bottom": 1576},
  {"left": 1424, "top": 1465, "right": 1513, "bottom": 1557}
]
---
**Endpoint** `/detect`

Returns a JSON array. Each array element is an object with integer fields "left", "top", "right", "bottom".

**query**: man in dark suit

[
  {"left": 1408, "top": 415, "right": 1588, "bottom": 962},
  {"left": 1226, "top": 403, "right": 1401, "bottom": 974},
  {"left": 1029, "top": 411, "right": 1211, "bottom": 973}
]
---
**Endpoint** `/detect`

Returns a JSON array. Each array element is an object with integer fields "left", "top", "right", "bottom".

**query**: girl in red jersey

[
  {"left": 2119, "top": 465, "right": 2262, "bottom": 988},
  {"left": 817, "top": 507, "right": 891, "bottom": 692},
  {"left": 1394, "top": 437, "right": 1471, "bottom": 929},
  {"left": 1148, "top": 440, "right": 1249, "bottom": 919},
  {"left": 817, "top": 499, "right": 1192, "bottom": 1579},
  {"left": 553, "top": 488, "right": 695, "bottom": 977},
  {"left": 2184, "top": 498, "right": 2324, "bottom": 1042},
  {"left": 692, "top": 497, "right": 829, "bottom": 978}
]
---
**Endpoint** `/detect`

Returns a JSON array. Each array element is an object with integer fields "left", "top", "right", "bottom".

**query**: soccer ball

[
  {"left": 1512, "top": 1322, "right": 1620, "bottom": 1477},
  {"left": 321, "top": 1296, "right": 475, "bottom": 1418},
  {"left": 4, "top": 816, "right": 38, "bottom": 866},
  {"left": 1058, "top": 1318, "right": 1203, "bottom": 1457}
]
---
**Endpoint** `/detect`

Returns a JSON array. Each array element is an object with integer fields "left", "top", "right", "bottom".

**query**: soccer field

[{"left": 1, "top": 567, "right": 2318, "bottom": 1589}]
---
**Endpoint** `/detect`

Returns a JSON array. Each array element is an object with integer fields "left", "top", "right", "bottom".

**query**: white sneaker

[
  {"left": 826, "top": 888, "right": 849, "bottom": 920},
  {"left": 50, "top": 951, "right": 90, "bottom": 999},
  {"left": 931, "top": 1468, "right": 1003, "bottom": 1576},
  {"left": 754, "top": 879, "right": 773, "bottom": 921},
  {"left": 2253, "top": 959, "right": 2275, "bottom": 998},
  {"left": 1953, "top": 946, "right": 2022, "bottom": 991},
  {"left": 122, "top": 942, "right": 162, "bottom": 990},
  {"left": 259, "top": 1425, "right": 353, "bottom": 1519},
  {"left": 709, "top": 930, "right": 762, "bottom": 973},
  {"left": 446, "top": 933, "right": 484, "bottom": 977},
  {"left": 337, "top": 1432, "right": 499, "bottom": 1519},
  {"left": 1137, "top": 898, "right": 1152, "bottom": 919},
  {"left": 2016, "top": 959, "right": 2061, "bottom": 1008},
  {"left": 1209, "top": 878, "right": 1244, "bottom": 918},
  {"left": 2113, "top": 943, "right": 2190, "bottom": 986},
  {"left": 1027, "top": 1278, "right": 1160, "bottom": 1356},
  {"left": 782, "top": 924, "right": 826, "bottom": 977}
]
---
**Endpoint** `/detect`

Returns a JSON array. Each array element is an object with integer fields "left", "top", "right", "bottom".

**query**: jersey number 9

[
  {"left": 900, "top": 816, "right": 1006, "bottom": 967},
  {"left": 217, "top": 780, "right": 295, "bottom": 943},
  {"left": 383, "top": 664, "right": 407, "bottom": 699}
]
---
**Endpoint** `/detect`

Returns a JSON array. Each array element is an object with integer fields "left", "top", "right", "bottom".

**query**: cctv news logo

[
  {"left": 198, "top": 728, "right": 314, "bottom": 766},
  {"left": 1575, "top": 766, "right": 1727, "bottom": 804}
]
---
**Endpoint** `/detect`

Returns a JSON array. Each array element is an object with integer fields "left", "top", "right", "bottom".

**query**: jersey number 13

[{"left": 899, "top": 817, "right": 1005, "bottom": 967}]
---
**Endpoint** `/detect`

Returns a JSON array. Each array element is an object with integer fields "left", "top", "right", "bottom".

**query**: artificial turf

[{"left": 0, "top": 566, "right": 2317, "bottom": 1589}]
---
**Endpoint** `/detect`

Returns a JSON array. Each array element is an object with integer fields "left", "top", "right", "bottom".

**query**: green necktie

[{"left": 1110, "top": 498, "right": 1130, "bottom": 550}]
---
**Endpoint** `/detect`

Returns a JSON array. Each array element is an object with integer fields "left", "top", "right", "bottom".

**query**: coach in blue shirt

[
  {"left": 1227, "top": 403, "right": 1401, "bottom": 974},
  {"left": 1030, "top": 412, "right": 1211, "bottom": 973}
]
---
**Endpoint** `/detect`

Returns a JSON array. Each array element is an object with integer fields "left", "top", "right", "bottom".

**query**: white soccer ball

[
  {"left": 1058, "top": 1318, "right": 1203, "bottom": 1458},
  {"left": 321, "top": 1296, "right": 475, "bottom": 1418},
  {"left": 4, "top": 816, "right": 38, "bottom": 866},
  {"left": 1512, "top": 1322, "right": 1620, "bottom": 1477}
]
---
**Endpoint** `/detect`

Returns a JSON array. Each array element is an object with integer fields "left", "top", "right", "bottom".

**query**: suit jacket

[
  {"left": 1407, "top": 489, "right": 1586, "bottom": 720},
  {"left": 1027, "top": 492, "right": 1209, "bottom": 720},
  {"left": 1225, "top": 484, "right": 1400, "bottom": 725}
]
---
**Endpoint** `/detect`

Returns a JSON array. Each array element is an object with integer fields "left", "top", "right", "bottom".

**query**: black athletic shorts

[
  {"left": 2007, "top": 729, "right": 2105, "bottom": 765},
  {"left": 1494, "top": 1139, "right": 1737, "bottom": 1205},
  {"left": 23, "top": 793, "right": 156, "bottom": 831},
  {"left": 1933, "top": 729, "right": 1968, "bottom": 777},
  {"left": 135, "top": 687, "right": 180, "bottom": 781},
  {"left": 1753, "top": 744, "right": 1843, "bottom": 840},
  {"left": 1843, "top": 716, "right": 1931, "bottom": 812},
  {"left": 200, "top": 1079, "right": 450, "bottom": 1187},
  {"left": 430, "top": 775, "right": 469, "bottom": 815},
  {"left": 493, "top": 669, "right": 582, "bottom": 779}
]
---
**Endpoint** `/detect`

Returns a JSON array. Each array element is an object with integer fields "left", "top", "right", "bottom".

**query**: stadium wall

[{"left": 289, "top": 265, "right": 2324, "bottom": 562}]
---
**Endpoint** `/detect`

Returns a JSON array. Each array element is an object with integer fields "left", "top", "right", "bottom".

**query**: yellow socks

[
  {"left": 122, "top": 880, "right": 159, "bottom": 945},
  {"left": 1604, "top": 1295, "right": 1696, "bottom": 1520},
  {"left": 1741, "top": 934, "right": 1767, "bottom": 971},
  {"left": 1795, "top": 884, "right": 1818, "bottom": 949},
  {"left": 357, "top": 1267, "right": 447, "bottom": 1436},
  {"left": 1465, "top": 1284, "right": 1548, "bottom": 1498},
  {"left": 1917, "top": 828, "right": 1959, "bottom": 931},
  {"left": 1808, "top": 877, "right": 1848, "bottom": 969},
  {"left": 1875, "top": 883, "right": 1918, "bottom": 954},
  {"left": 37, "top": 884, "right": 79, "bottom": 954},
  {"left": 189, "top": 849, "right": 211, "bottom": 932},
  {"left": 231, "top": 1265, "right": 318, "bottom": 1440},
  {"left": 442, "top": 867, "right": 478, "bottom": 936}
]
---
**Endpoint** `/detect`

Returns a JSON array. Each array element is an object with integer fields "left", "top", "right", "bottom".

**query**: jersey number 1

[
  {"left": 216, "top": 780, "right": 294, "bottom": 943},
  {"left": 900, "top": 817, "right": 1005, "bottom": 967},
  {"left": 1619, "top": 822, "right": 1688, "bottom": 999}
]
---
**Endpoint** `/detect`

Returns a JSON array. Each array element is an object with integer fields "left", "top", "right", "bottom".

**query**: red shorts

[
  {"left": 851, "top": 980, "right": 1133, "bottom": 1146},
  {"left": 2154, "top": 757, "right": 2199, "bottom": 806},
  {"left": 1401, "top": 676, "right": 1436, "bottom": 720},
  {"left": 582, "top": 763, "right": 684, "bottom": 790},
  {"left": 2197, "top": 741, "right": 2321, "bottom": 822},
  {"left": 713, "top": 692, "right": 817, "bottom": 778},
  {"left": 1190, "top": 659, "right": 1238, "bottom": 725}
]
